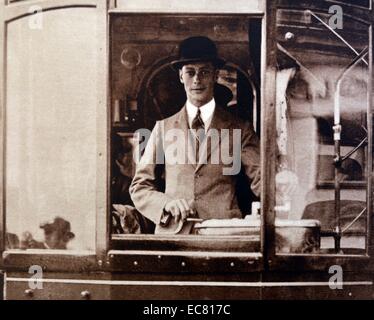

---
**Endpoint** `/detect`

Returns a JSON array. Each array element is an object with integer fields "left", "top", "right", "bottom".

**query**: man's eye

[
  {"left": 201, "top": 71, "right": 212, "bottom": 76},
  {"left": 186, "top": 71, "right": 195, "bottom": 77}
]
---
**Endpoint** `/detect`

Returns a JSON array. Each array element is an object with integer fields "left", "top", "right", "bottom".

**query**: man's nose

[{"left": 193, "top": 73, "right": 202, "bottom": 83}]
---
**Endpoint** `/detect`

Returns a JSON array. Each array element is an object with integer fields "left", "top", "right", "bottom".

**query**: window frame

[
  {"left": 106, "top": 10, "right": 268, "bottom": 273},
  {"left": 0, "top": 0, "right": 109, "bottom": 271}
]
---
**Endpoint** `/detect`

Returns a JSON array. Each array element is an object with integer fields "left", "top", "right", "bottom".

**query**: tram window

[
  {"left": 4, "top": 8, "right": 98, "bottom": 252},
  {"left": 109, "top": 14, "right": 263, "bottom": 251},
  {"left": 275, "top": 10, "right": 371, "bottom": 254}
]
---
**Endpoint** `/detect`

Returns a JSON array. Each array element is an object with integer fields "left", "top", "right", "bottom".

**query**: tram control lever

[{"left": 160, "top": 212, "right": 203, "bottom": 226}]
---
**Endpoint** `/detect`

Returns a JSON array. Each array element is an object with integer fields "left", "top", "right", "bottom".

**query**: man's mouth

[{"left": 192, "top": 88, "right": 206, "bottom": 92}]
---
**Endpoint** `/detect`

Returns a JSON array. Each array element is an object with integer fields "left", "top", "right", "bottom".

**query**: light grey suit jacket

[{"left": 129, "top": 104, "right": 261, "bottom": 232}]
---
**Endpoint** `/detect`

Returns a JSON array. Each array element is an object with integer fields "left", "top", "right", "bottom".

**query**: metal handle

[
  {"left": 24, "top": 289, "right": 34, "bottom": 297},
  {"left": 186, "top": 218, "right": 203, "bottom": 222},
  {"left": 81, "top": 290, "right": 91, "bottom": 300}
]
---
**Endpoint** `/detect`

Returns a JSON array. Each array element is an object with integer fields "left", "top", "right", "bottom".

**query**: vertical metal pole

[
  {"left": 333, "top": 136, "right": 342, "bottom": 252},
  {"left": 333, "top": 84, "right": 342, "bottom": 253},
  {"left": 333, "top": 47, "right": 369, "bottom": 253}
]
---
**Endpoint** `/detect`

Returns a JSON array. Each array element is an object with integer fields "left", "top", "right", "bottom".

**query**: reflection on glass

[
  {"left": 15, "top": 217, "right": 75, "bottom": 250},
  {"left": 5, "top": 9, "right": 98, "bottom": 251},
  {"left": 275, "top": 11, "right": 370, "bottom": 254}
]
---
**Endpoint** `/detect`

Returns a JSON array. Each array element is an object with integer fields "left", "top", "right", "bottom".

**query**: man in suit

[{"left": 129, "top": 36, "right": 261, "bottom": 234}]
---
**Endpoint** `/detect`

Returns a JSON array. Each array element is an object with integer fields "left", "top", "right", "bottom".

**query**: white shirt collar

[{"left": 186, "top": 98, "right": 216, "bottom": 130}]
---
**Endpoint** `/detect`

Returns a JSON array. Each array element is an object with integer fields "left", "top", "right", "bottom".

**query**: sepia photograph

[{"left": 0, "top": 0, "right": 373, "bottom": 306}]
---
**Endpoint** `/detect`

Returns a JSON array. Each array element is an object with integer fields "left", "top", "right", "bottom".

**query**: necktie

[{"left": 191, "top": 109, "right": 205, "bottom": 163}]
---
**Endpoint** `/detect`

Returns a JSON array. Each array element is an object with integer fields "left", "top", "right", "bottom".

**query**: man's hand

[{"left": 164, "top": 199, "right": 196, "bottom": 223}]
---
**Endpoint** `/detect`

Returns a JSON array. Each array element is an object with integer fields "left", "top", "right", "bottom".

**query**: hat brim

[
  {"left": 66, "top": 231, "right": 75, "bottom": 240},
  {"left": 40, "top": 224, "right": 75, "bottom": 238},
  {"left": 170, "top": 57, "right": 226, "bottom": 70}
]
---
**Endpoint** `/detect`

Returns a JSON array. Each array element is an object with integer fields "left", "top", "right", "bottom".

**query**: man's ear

[
  {"left": 179, "top": 69, "right": 184, "bottom": 83},
  {"left": 214, "top": 69, "right": 219, "bottom": 82}
]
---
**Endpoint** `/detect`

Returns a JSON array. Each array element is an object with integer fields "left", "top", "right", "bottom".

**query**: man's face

[
  {"left": 44, "top": 229, "right": 67, "bottom": 249},
  {"left": 179, "top": 62, "right": 218, "bottom": 107}
]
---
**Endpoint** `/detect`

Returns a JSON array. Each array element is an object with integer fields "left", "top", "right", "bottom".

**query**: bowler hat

[
  {"left": 40, "top": 217, "right": 75, "bottom": 240},
  {"left": 171, "top": 36, "right": 225, "bottom": 70}
]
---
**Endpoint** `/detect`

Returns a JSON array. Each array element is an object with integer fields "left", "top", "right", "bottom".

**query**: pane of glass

[
  {"left": 275, "top": 9, "right": 370, "bottom": 254},
  {"left": 110, "top": 14, "right": 262, "bottom": 249},
  {"left": 5, "top": 8, "right": 98, "bottom": 251}
]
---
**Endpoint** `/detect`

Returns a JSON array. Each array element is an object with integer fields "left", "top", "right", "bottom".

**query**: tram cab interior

[
  {"left": 0, "top": 0, "right": 373, "bottom": 300},
  {"left": 109, "top": 14, "right": 262, "bottom": 245},
  {"left": 109, "top": 8, "right": 371, "bottom": 255}
]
